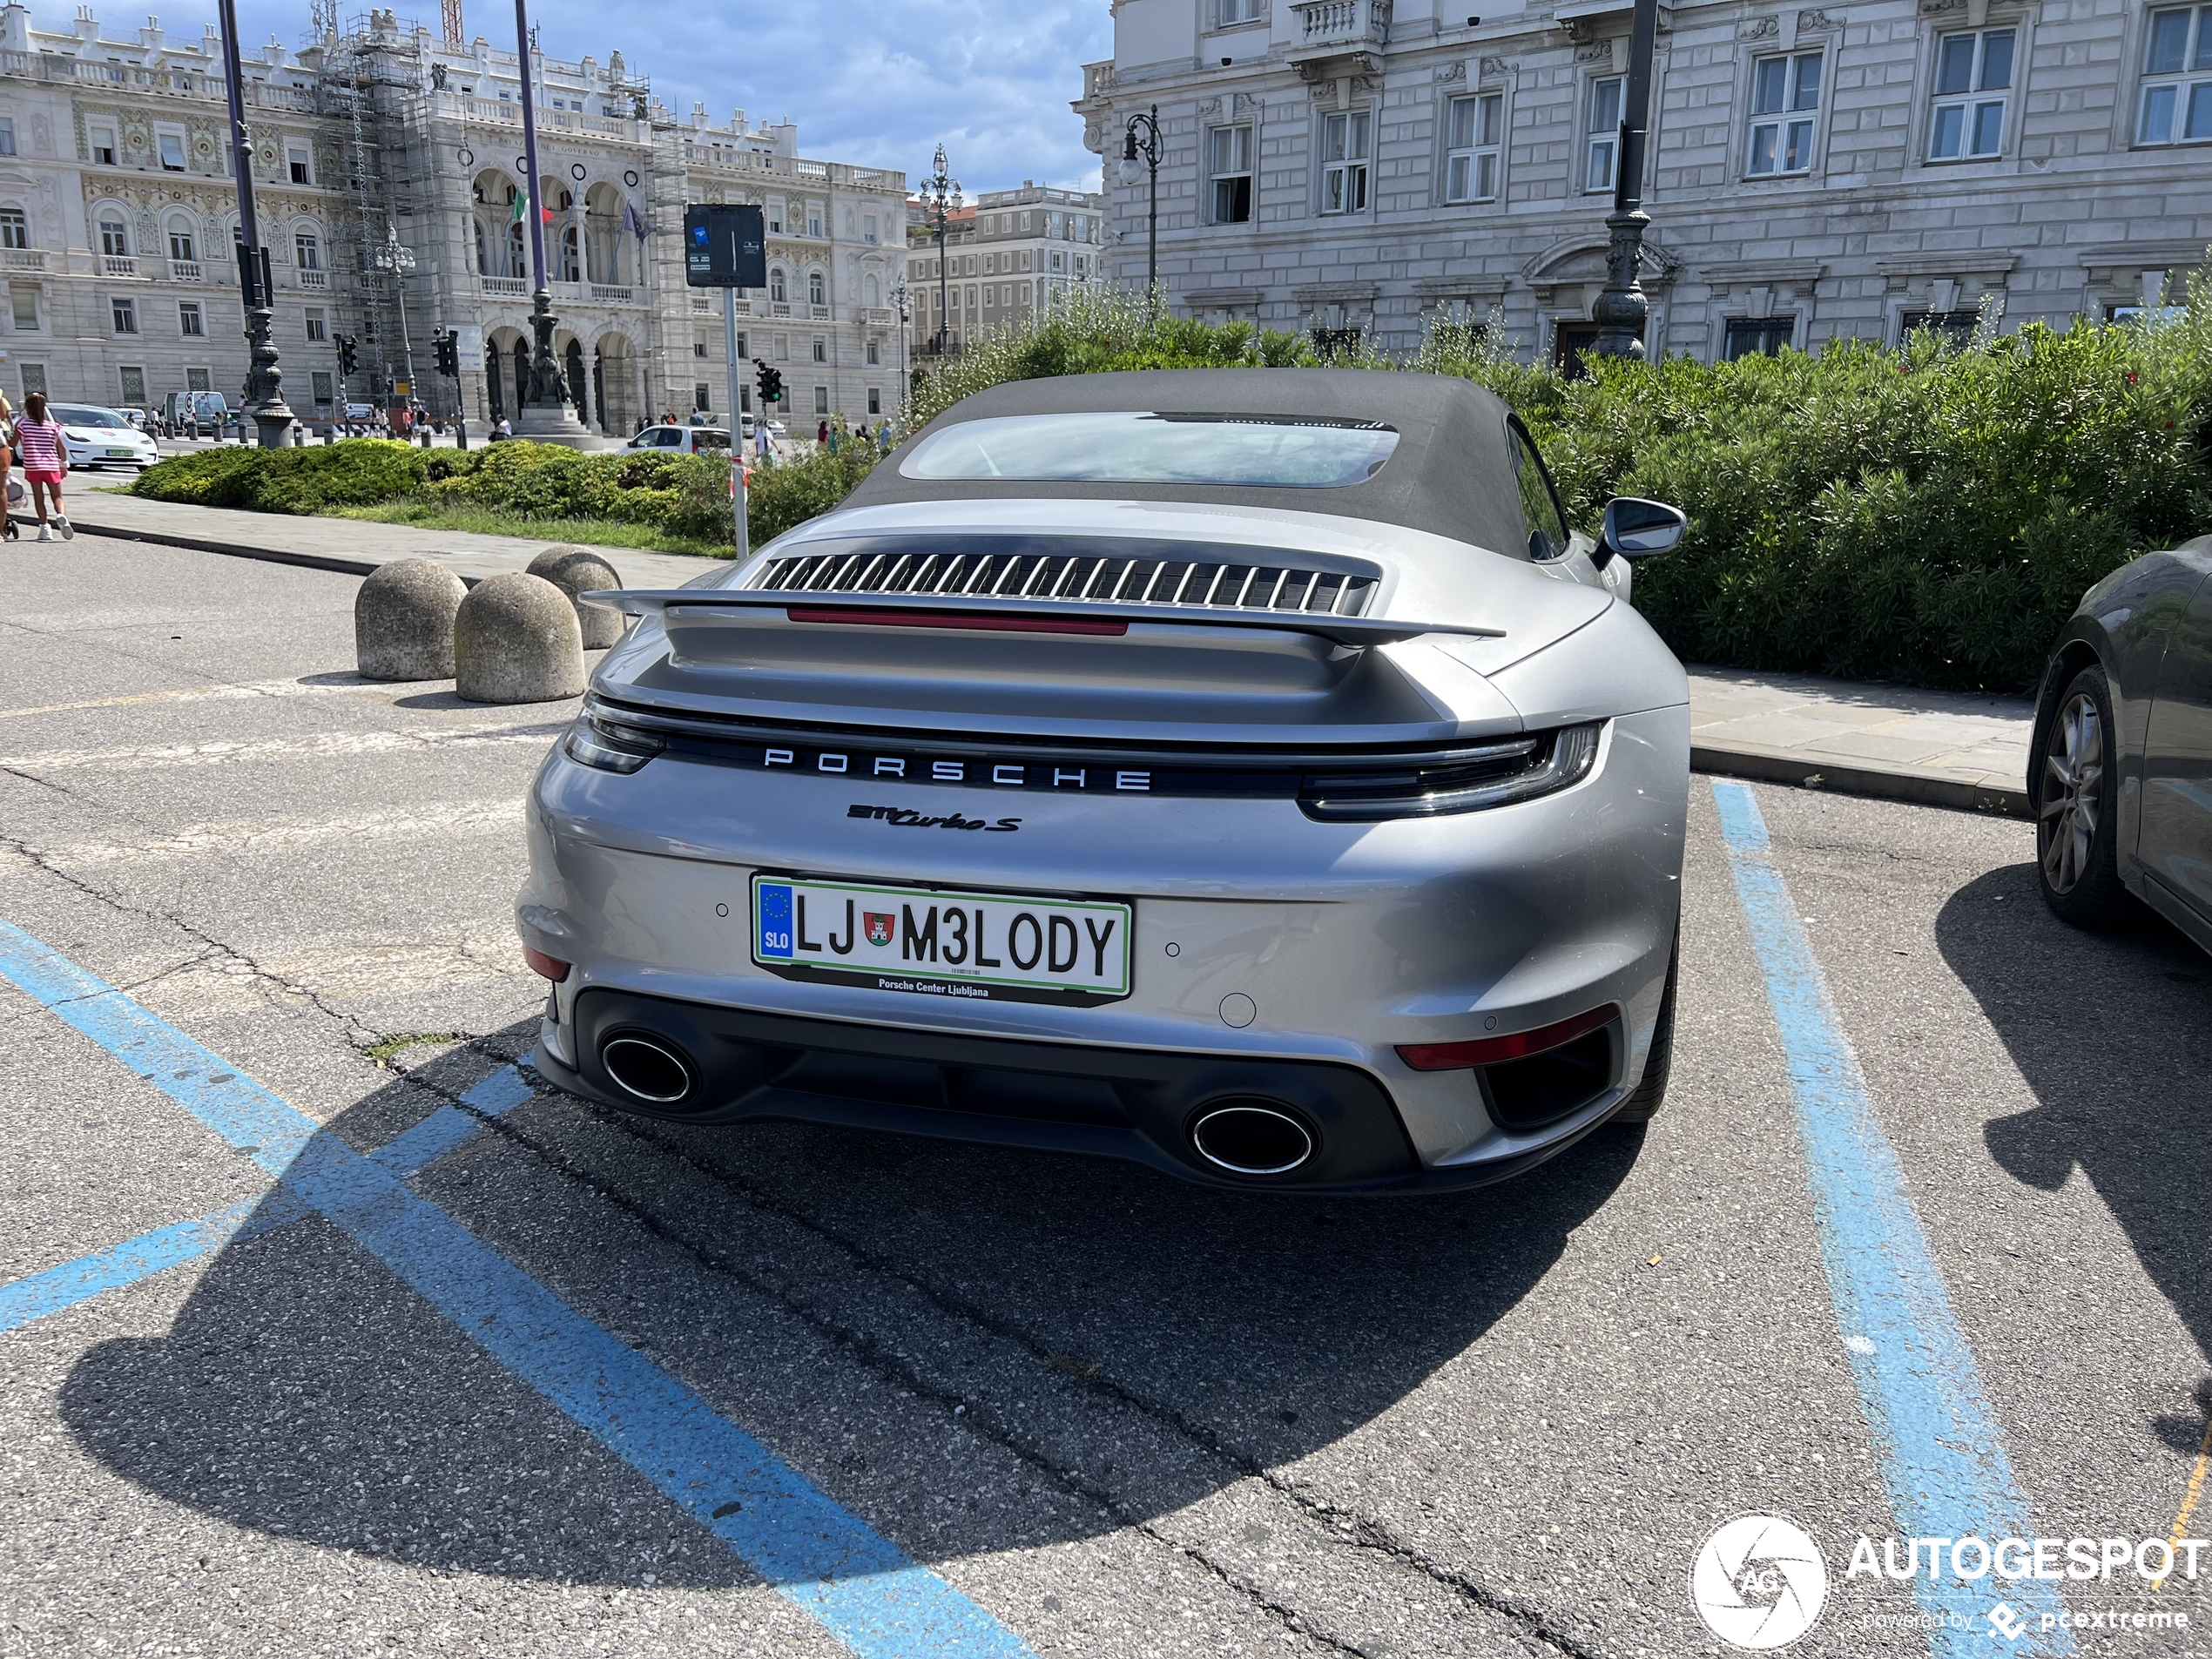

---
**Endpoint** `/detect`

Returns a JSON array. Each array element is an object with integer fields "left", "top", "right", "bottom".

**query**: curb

[
  {"left": 7, "top": 508, "right": 381, "bottom": 579},
  {"left": 1692, "top": 741, "right": 2030, "bottom": 819}
]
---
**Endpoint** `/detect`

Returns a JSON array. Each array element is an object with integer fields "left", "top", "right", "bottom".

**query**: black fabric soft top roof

[{"left": 837, "top": 368, "right": 1530, "bottom": 558}]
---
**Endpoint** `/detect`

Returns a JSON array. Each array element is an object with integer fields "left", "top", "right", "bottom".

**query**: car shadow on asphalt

[
  {"left": 53, "top": 1022, "right": 1645, "bottom": 1585},
  {"left": 1939, "top": 862, "right": 2212, "bottom": 1453}
]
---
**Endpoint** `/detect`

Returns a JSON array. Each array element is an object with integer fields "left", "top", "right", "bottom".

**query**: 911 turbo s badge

[{"left": 847, "top": 802, "right": 1022, "bottom": 832}]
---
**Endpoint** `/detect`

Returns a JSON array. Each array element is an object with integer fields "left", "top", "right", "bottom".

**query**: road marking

[
  {"left": 2154, "top": 1413, "right": 2212, "bottom": 1591},
  {"left": 1711, "top": 781, "right": 2074, "bottom": 1656},
  {"left": 0, "top": 724, "right": 560, "bottom": 774},
  {"left": 0, "top": 678, "right": 361, "bottom": 723},
  {"left": 0, "top": 915, "right": 1036, "bottom": 1659},
  {"left": 23, "top": 800, "right": 526, "bottom": 868},
  {"left": 1, "top": 1065, "right": 528, "bottom": 1334}
]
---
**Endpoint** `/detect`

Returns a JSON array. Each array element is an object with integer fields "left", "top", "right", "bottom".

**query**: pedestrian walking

[
  {"left": 817, "top": 419, "right": 829, "bottom": 448},
  {"left": 12, "top": 393, "right": 73, "bottom": 542}
]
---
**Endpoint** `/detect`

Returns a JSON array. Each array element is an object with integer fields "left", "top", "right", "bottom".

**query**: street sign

[{"left": 685, "top": 203, "right": 766, "bottom": 289}]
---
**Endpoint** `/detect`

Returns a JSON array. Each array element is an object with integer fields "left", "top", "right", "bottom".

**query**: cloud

[{"left": 160, "top": 0, "right": 1109, "bottom": 193}]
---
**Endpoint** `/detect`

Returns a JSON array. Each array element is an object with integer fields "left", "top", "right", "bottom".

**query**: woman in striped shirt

[{"left": 12, "top": 391, "right": 72, "bottom": 543}]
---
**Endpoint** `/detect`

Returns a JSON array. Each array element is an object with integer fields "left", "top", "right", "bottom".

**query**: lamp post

[
  {"left": 1589, "top": 0, "right": 1661, "bottom": 360},
  {"left": 919, "top": 145, "right": 961, "bottom": 356},
  {"left": 511, "top": 0, "right": 582, "bottom": 434},
  {"left": 1119, "top": 105, "right": 1161, "bottom": 314},
  {"left": 890, "top": 277, "right": 911, "bottom": 423},
  {"left": 372, "top": 226, "right": 419, "bottom": 431},
  {"left": 214, "top": 0, "right": 294, "bottom": 447}
]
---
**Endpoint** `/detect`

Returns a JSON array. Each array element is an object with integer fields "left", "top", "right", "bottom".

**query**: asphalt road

[{"left": 3, "top": 531, "right": 2209, "bottom": 1658}]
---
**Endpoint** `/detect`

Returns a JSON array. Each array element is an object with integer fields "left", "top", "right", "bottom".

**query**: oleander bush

[{"left": 129, "top": 274, "right": 2212, "bottom": 691}]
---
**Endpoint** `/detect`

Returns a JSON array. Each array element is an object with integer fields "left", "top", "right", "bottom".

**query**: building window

[
  {"left": 693, "top": 330, "right": 708, "bottom": 358},
  {"left": 1928, "top": 28, "right": 2014, "bottom": 158},
  {"left": 305, "top": 306, "right": 327, "bottom": 342},
  {"left": 1319, "top": 110, "right": 1371, "bottom": 214},
  {"left": 99, "top": 216, "right": 130, "bottom": 257},
  {"left": 864, "top": 213, "right": 879, "bottom": 243},
  {"left": 1445, "top": 92, "right": 1504, "bottom": 202},
  {"left": 773, "top": 334, "right": 789, "bottom": 360},
  {"left": 732, "top": 332, "right": 747, "bottom": 357},
  {"left": 120, "top": 366, "right": 146, "bottom": 405},
  {"left": 158, "top": 131, "right": 187, "bottom": 171},
  {"left": 1210, "top": 124, "right": 1254, "bottom": 222},
  {"left": 808, "top": 269, "right": 826, "bottom": 306},
  {"left": 767, "top": 200, "right": 783, "bottom": 233},
  {"left": 179, "top": 300, "right": 204, "bottom": 336},
  {"left": 866, "top": 339, "right": 880, "bottom": 364},
  {"left": 813, "top": 385, "right": 829, "bottom": 415},
  {"left": 186, "top": 367, "right": 210, "bottom": 392},
  {"left": 694, "top": 382, "right": 711, "bottom": 411},
  {"left": 1748, "top": 51, "right": 1823, "bottom": 173},
  {"left": 90, "top": 125, "right": 118, "bottom": 165},
  {"left": 1585, "top": 76, "right": 1624, "bottom": 191},
  {"left": 287, "top": 143, "right": 313, "bottom": 183},
  {"left": 168, "top": 222, "right": 197, "bottom": 263},
  {"left": 311, "top": 369, "right": 334, "bottom": 406},
  {"left": 10, "top": 286, "right": 36, "bottom": 329},
  {"left": 807, "top": 209, "right": 824, "bottom": 238},
  {"left": 1219, "top": 0, "right": 1264, "bottom": 24},
  {"left": 111, "top": 296, "right": 138, "bottom": 334},
  {"left": 867, "top": 387, "right": 881, "bottom": 414},
  {"left": 1723, "top": 316, "right": 1796, "bottom": 358},
  {"left": 295, "top": 231, "right": 321, "bottom": 270},
  {"left": 812, "top": 336, "right": 826, "bottom": 362},
  {"left": 1898, "top": 307, "right": 1979, "bottom": 345},
  {"left": 2138, "top": 5, "right": 2212, "bottom": 144},
  {"left": 0, "top": 118, "right": 14, "bottom": 156},
  {"left": 770, "top": 266, "right": 786, "bottom": 301},
  {"left": 0, "top": 207, "right": 27, "bottom": 249}
]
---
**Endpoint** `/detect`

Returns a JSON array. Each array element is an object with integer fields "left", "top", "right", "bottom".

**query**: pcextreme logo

[{"left": 1690, "top": 1515, "right": 1829, "bottom": 1650}]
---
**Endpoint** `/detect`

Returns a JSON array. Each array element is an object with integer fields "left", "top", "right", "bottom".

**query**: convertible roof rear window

[{"left": 898, "top": 411, "right": 1399, "bottom": 489}]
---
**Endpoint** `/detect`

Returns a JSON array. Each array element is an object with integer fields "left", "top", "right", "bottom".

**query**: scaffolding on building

[{"left": 314, "top": 11, "right": 423, "bottom": 406}]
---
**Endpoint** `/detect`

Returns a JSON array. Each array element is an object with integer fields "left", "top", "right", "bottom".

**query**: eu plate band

[
  {"left": 1710, "top": 782, "right": 2074, "bottom": 1656},
  {"left": 0, "top": 914, "right": 1037, "bottom": 1659}
]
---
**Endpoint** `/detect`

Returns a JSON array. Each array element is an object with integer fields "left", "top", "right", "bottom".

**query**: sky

[{"left": 143, "top": 0, "right": 1113, "bottom": 194}]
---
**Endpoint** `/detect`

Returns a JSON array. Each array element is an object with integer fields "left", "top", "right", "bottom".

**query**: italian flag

[{"left": 510, "top": 190, "right": 552, "bottom": 226}]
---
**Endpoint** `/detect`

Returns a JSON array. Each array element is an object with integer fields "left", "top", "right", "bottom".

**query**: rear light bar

[
  {"left": 786, "top": 606, "right": 1126, "bottom": 636},
  {"left": 1396, "top": 1003, "right": 1618, "bottom": 1071},
  {"left": 523, "top": 947, "right": 571, "bottom": 982}
]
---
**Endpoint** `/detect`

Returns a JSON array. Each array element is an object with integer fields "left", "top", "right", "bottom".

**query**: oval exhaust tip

[
  {"left": 1190, "top": 1100, "right": 1315, "bottom": 1177},
  {"left": 601, "top": 1034, "right": 696, "bottom": 1105}
]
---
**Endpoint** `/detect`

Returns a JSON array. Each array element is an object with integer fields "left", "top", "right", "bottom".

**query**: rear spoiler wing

[{"left": 582, "top": 589, "right": 1502, "bottom": 648}]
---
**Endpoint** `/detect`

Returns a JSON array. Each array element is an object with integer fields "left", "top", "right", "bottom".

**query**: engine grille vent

[{"left": 751, "top": 549, "right": 1378, "bottom": 617}]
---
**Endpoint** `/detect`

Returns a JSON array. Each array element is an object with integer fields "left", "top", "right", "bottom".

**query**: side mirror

[{"left": 1595, "top": 496, "right": 1686, "bottom": 566}]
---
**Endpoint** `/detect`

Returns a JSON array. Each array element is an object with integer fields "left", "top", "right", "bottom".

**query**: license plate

[
  {"left": 752, "top": 874, "right": 1131, "bottom": 1007},
  {"left": 105, "top": 448, "right": 134, "bottom": 457}
]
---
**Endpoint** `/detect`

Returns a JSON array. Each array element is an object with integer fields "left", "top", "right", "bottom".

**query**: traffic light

[
  {"left": 434, "top": 330, "right": 460, "bottom": 378},
  {"left": 753, "top": 359, "right": 783, "bottom": 406},
  {"left": 336, "top": 334, "right": 359, "bottom": 377}
]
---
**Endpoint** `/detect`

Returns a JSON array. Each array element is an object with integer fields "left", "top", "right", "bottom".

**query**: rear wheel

[
  {"left": 2036, "top": 665, "right": 2128, "bottom": 927},
  {"left": 1612, "top": 929, "right": 1678, "bottom": 1123}
]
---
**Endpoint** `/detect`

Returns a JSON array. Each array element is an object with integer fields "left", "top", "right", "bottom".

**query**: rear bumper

[{"left": 533, "top": 988, "right": 1631, "bottom": 1195}]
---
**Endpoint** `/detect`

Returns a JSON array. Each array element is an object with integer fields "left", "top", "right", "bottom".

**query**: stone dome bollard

[
  {"left": 354, "top": 557, "right": 467, "bottom": 681},
  {"left": 453, "top": 572, "right": 585, "bottom": 705},
  {"left": 524, "top": 544, "right": 627, "bottom": 650}
]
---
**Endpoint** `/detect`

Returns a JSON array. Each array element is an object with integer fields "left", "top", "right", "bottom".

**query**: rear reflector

[
  {"left": 1396, "top": 1003, "right": 1618, "bottom": 1071},
  {"left": 524, "top": 947, "right": 571, "bottom": 982},
  {"left": 786, "top": 606, "right": 1126, "bottom": 636}
]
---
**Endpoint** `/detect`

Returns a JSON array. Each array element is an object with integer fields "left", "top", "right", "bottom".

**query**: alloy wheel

[{"left": 2039, "top": 691, "right": 2103, "bottom": 894}]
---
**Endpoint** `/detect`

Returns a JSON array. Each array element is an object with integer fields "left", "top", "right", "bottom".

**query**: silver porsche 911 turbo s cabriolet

[{"left": 517, "top": 368, "right": 1691, "bottom": 1193}]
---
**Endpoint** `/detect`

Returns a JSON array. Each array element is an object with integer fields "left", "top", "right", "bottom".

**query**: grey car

[
  {"left": 518, "top": 369, "right": 1691, "bottom": 1193},
  {"left": 2032, "top": 533, "right": 2212, "bottom": 945}
]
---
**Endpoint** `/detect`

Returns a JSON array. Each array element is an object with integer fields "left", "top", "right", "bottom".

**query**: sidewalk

[
  {"left": 10, "top": 486, "right": 728, "bottom": 590},
  {"left": 9, "top": 490, "right": 2036, "bottom": 818}
]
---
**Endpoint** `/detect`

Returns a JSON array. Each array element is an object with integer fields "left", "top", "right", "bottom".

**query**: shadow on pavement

[
  {"left": 1939, "top": 863, "right": 2212, "bottom": 1453},
  {"left": 56, "top": 1020, "right": 1643, "bottom": 1584}
]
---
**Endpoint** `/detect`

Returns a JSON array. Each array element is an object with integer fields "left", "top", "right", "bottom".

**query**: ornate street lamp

[
  {"left": 919, "top": 145, "right": 961, "bottom": 356},
  {"left": 511, "top": 0, "right": 583, "bottom": 433},
  {"left": 1118, "top": 105, "right": 1161, "bottom": 315},
  {"left": 215, "top": 0, "right": 294, "bottom": 447},
  {"left": 371, "top": 226, "right": 419, "bottom": 425},
  {"left": 890, "top": 276, "right": 911, "bottom": 421},
  {"left": 1589, "top": 0, "right": 1661, "bottom": 360}
]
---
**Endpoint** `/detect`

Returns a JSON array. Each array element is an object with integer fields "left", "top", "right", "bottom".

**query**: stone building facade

[
  {"left": 1070, "top": 0, "right": 2212, "bottom": 363},
  {"left": 905, "top": 181, "right": 1109, "bottom": 353},
  {"left": 0, "top": 2, "right": 908, "bottom": 431}
]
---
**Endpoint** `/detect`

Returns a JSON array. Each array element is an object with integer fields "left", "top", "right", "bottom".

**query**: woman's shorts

[{"left": 22, "top": 469, "right": 65, "bottom": 487}]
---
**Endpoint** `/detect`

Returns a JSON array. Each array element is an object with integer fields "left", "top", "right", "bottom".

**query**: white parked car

[
  {"left": 53, "top": 404, "right": 161, "bottom": 472},
  {"left": 624, "top": 426, "right": 731, "bottom": 455}
]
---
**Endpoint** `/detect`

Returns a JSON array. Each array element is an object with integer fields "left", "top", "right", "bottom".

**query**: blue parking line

[
  {"left": 2, "top": 1062, "right": 535, "bottom": 1335},
  {"left": 0, "top": 915, "right": 1037, "bottom": 1659},
  {"left": 1710, "top": 782, "right": 2072, "bottom": 1656}
]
